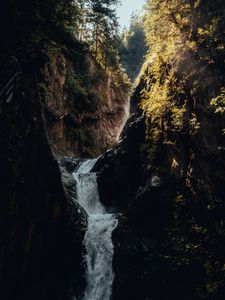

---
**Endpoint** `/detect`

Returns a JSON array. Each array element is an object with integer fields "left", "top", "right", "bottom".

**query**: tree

[
  {"left": 0, "top": 0, "right": 121, "bottom": 73},
  {"left": 81, "top": 0, "right": 120, "bottom": 69},
  {"left": 118, "top": 12, "right": 147, "bottom": 82}
]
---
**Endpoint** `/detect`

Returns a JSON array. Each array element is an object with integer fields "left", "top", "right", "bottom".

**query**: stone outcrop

[
  {"left": 0, "top": 66, "right": 86, "bottom": 300},
  {"left": 40, "top": 52, "right": 130, "bottom": 157},
  {"left": 93, "top": 54, "right": 225, "bottom": 300},
  {"left": 0, "top": 42, "right": 130, "bottom": 300}
]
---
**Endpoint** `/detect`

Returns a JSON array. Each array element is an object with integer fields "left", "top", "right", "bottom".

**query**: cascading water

[{"left": 73, "top": 158, "right": 118, "bottom": 300}]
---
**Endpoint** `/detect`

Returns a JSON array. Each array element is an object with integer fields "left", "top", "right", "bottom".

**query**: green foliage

[
  {"left": 86, "top": 89, "right": 102, "bottom": 111},
  {"left": 1, "top": 0, "right": 129, "bottom": 122},
  {"left": 66, "top": 72, "right": 87, "bottom": 98},
  {"left": 1, "top": 0, "right": 80, "bottom": 51},
  {"left": 138, "top": 0, "right": 225, "bottom": 145},
  {"left": 137, "top": 2, "right": 225, "bottom": 299},
  {"left": 118, "top": 12, "right": 147, "bottom": 82},
  {"left": 38, "top": 82, "right": 49, "bottom": 102},
  {"left": 211, "top": 88, "right": 225, "bottom": 115},
  {"left": 65, "top": 69, "right": 101, "bottom": 113},
  {"left": 1, "top": 0, "right": 122, "bottom": 75},
  {"left": 76, "top": 0, "right": 121, "bottom": 71},
  {"left": 210, "top": 88, "right": 225, "bottom": 134}
]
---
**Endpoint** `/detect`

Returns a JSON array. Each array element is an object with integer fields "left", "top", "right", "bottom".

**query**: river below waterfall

[{"left": 73, "top": 158, "right": 118, "bottom": 300}]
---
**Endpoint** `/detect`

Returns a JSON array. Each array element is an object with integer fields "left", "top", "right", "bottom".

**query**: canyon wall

[
  {"left": 40, "top": 49, "right": 130, "bottom": 157},
  {"left": 0, "top": 67, "right": 86, "bottom": 299},
  {"left": 1, "top": 1, "right": 225, "bottom": 300},
  {"left": 0, "top": 39, "right": 129, "bottom": 298},
  {"left": 95, "top": 1, "right": 225, "bottom": 299}
]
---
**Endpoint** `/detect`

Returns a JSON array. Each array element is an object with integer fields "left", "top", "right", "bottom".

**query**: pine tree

[
  {"left": 83, "top": 0, "right": 120, "bottom": 68},
  {"left": 118, "top": 12, "right": 147, "bottom": 82}
]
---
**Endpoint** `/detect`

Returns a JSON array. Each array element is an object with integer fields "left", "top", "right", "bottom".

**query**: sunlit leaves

[{"left": 210, "top": 88, "right": 225, "bottom": 115}]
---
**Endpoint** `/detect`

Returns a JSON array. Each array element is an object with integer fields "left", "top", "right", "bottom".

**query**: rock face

[
  {"left": 0, "top": 66, "right": 86, "bottom": 300},
  {"left": 102, "top": 8, "right": 225, "bottom": 298},
  {"left": 95, "top": 114, "right": 146, "bottom": 210},
  {"left": 40, "top": 51, "right": 130, "bottom": 157},
  {"left": 95, "top": 102, "right": 225, "bottom": 300},
  {"left": 95, "top": 113, "right": 176, "bottom": 299},
  {"left": 94, "top": 3, "right": 225, "bottom": 297},
  {"left": 0, "top": 42, "right": 130, "bottom": 299}
]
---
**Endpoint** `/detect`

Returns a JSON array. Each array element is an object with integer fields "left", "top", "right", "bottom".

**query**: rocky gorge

[{"left": 0, "top": 0, "right": 225, "bottom": 300}]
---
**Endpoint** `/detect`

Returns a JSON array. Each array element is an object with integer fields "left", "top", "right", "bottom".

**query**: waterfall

[{"left": 73, "top": 158, "right": 118, "bottom": 300}]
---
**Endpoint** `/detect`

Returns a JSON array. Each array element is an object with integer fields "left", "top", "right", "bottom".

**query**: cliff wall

[
  {"left": 95, "top": 1, "right": 225, "bottom": 299},
  {"left": 39, "top": 49, "right": 130, "bottom": 157},
  {"left": 0, "top": 38, "right": 130, "bottom": 299},
  {"left": 0, "top": 65, "right": 85, "bottom": 299}
]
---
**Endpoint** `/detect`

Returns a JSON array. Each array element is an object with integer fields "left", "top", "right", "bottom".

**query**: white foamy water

[{"left": 73, "top": 159, "right": 118, "bottom": 300}]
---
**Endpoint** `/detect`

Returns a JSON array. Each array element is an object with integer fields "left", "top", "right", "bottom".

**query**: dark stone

[{"left": 0, "top": 76, "right": 85, "bottom": 300}]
